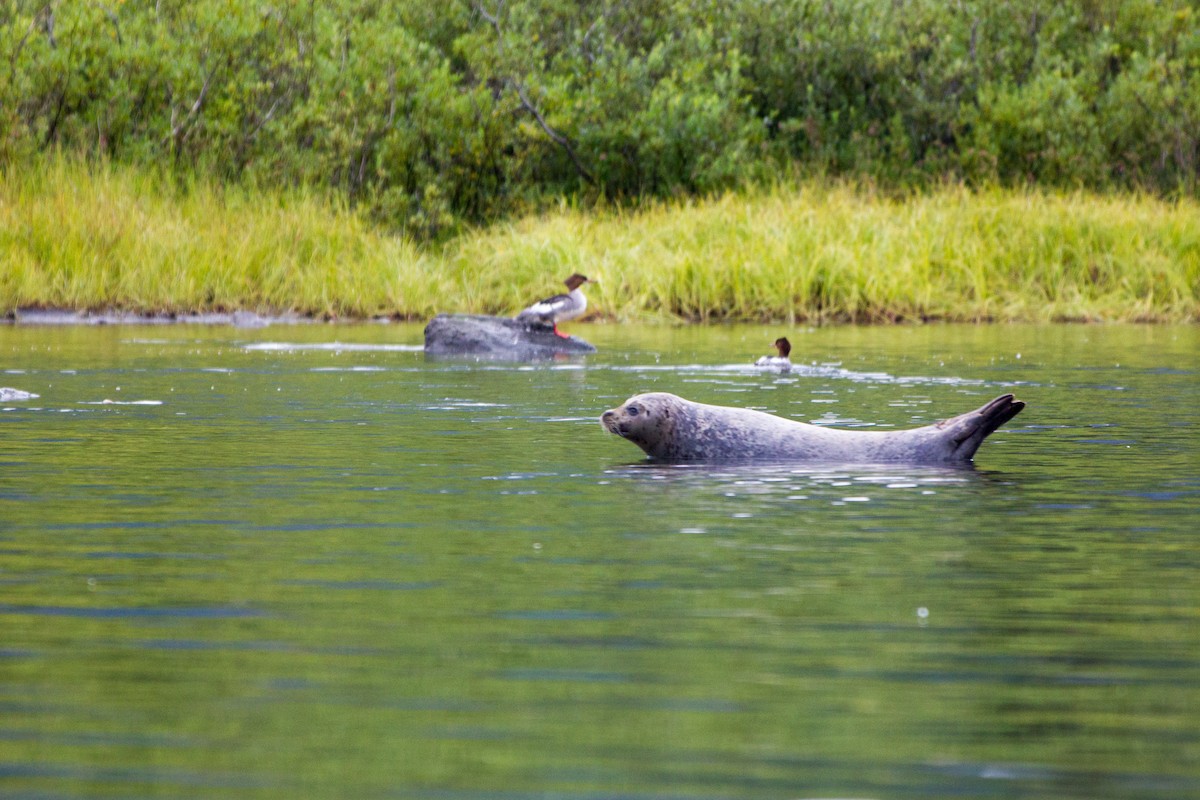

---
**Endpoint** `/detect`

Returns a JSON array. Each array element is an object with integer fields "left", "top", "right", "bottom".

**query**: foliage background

[{"left": 2, "top": 0, "right": 1197, "bottom": 239}]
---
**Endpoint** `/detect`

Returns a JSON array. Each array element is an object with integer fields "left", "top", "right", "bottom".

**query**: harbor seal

[{"left": 601, "top": 392, "right": 1024, "bottom": 463}]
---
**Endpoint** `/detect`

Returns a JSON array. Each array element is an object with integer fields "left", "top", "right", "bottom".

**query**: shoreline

[
  {"left": 4, "top": 308, "right": 1195, "bottom": 328},
  {"left": 2, "top": 308, "right": 399, "bottom": 327}
]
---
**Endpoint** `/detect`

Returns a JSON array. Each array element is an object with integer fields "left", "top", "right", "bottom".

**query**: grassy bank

[
  {"left": 2, "top": 158, "right": 1197, "bottom": 323},
  {"left": 0, "top": 157, "right": 445, "bottom": 319}
]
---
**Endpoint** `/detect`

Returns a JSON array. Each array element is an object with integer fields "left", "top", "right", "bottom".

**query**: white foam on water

[
  {"left": 78, "top": 399, "right": 164, "bottom": 406},
  {"left": 243, "top": 342, "right": 422, "bottom": 353},
  {"left": 310, "top": 366, "right": 387, "bottom": 372}
]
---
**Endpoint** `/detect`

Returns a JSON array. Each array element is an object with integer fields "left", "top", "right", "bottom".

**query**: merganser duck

[
  {"left": 516, "top": 273, "right": 590, "bottom": 337},
  {"left": 754, "top": 337, "right": 792, "bottom": 370}
]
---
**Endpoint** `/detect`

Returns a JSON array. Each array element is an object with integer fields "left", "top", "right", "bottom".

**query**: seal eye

[{"left": 626, "top": 405, "right": 640, "bottom": 417}]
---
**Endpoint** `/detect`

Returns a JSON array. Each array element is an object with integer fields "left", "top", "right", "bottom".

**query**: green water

[{"left": 1, "top": 322, "right": 1197, "bottom": 799}]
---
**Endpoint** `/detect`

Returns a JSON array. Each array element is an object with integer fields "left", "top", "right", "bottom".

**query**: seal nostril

[{"left": 601, "top": 410, "right": 615, "bottom": 421}]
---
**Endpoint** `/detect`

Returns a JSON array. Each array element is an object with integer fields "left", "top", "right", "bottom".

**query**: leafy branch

[{"left": 475, "top": 0, "right": 594, "bottom": 186}]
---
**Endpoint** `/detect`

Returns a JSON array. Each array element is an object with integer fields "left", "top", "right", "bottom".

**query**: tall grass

[
  {"left": 0, "top": 155, "right": 442, "bottom": 318},
  {"left": 2, "top": 157, "right": 1197, "bottom": 323},
  {"left": 448, "top": 184, "right": 1200, "bottom": 323}
]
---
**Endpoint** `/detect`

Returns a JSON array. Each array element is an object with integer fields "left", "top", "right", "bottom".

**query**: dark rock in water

[{"left": 423, "top": 313, "right": 596, "bottom": 359}]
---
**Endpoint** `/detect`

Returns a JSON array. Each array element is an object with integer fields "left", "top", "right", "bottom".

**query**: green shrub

[{"left": 0, "top": 0, "right": 1196, "bottom": 236}]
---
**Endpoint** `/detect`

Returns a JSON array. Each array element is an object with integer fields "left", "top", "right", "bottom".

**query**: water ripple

[{"left": 0, "top": 604, "right": 264, "bottom": 619}]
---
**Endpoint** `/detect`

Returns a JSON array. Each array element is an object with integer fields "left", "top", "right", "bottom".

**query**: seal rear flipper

[{"left": 941, "top": 393, "right": 1025, "bottom": 461}]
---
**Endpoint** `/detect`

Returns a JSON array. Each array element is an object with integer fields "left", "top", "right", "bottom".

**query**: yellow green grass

[
  {"left": 2, "top": 156, "right": 1197, "bottom": 323},
  {"left": 0, "top": 156, "right": 445, "bottom": 319}
]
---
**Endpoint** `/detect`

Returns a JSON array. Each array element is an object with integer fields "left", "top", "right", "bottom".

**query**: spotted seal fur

[{"left": 601, "top": 392, "right": 1024, "bottom": 463}]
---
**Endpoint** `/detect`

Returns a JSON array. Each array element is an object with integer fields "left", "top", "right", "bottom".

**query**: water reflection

[{"left": 607, "top": 460, "right": 984, "bottom": 484}]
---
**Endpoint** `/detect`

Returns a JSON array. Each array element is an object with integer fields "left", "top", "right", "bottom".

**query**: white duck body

[
  {"left": 754, "top": 354, "right": 792, "bottom": 370},
  {"left": 754, "top": 337, "right": 792, "bottom": 371},
  {"left": 516, "top": 273, "right": 590, "bottom": 328},
  {"left": 517, "top": 286, "right": 587, "bottom": 324}
]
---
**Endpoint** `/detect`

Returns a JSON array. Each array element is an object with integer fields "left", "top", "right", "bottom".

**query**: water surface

[{"left": 1, "top": 322, "right": 1197, "bottom": 799}]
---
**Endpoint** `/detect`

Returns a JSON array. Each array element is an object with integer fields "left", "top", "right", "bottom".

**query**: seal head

[{"left": 601, "top": 393, "right": 681, "bottom": 460}]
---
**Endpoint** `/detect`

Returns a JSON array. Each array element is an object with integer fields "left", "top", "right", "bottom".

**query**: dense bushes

[{"left": 1, "top": 1, "right": 1197, "bottom": 237}]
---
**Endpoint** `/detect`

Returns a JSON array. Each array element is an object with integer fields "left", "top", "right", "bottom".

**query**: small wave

[
  {"left": 427, "top": 400, "right": 508, "bottom": 410},
  {"left": 78, "top": 399, "right": 164, "bottom": 406},
  {"left": 0, "top": 388, "right": 39, "bottom": 401},
  {"left": 310, "top": 366, "right": 387, "bottom": 372},
  {"left": 604, "top": 361, "right": 1018, "bottom": 388},
  {"left": 244, "top": 342, "right": 422, "bottom": 353}
]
